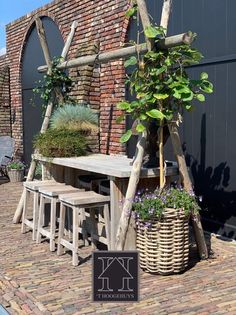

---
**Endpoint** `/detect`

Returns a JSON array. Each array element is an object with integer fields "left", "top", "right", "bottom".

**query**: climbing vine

[
  {"left": 33, "top": 57, "right": 74, "bottom": 108},
  {"left": 117, "top": 25, "right": 214, "bottom": 143}
]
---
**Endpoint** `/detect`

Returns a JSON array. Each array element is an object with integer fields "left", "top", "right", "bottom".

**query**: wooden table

[{"left": 33, "top": 154, "right": 178, "bottom": 250}]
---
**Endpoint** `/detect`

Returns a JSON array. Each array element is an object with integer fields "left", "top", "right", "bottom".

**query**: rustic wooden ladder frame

[{"left": 13, "top": 0, "right": 208, "bottom": 259}]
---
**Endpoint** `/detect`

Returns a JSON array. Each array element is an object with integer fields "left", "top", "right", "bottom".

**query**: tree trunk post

[
  {"left": 115, "top": 0, "right": 173, "bottom": 250},
  {"left": 168, "top": 120, "right": 208, "bottom": 259},
  {"left": 13, "top": 18, "right": 61, "bottom": 223}
]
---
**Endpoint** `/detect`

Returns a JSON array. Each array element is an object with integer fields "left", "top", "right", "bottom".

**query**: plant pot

[
  {"left": 136, "top": 208, "right": 189, "bottom": 275},
  {"left": 7, "top": 169, "right": 24, "bottom": 182}
]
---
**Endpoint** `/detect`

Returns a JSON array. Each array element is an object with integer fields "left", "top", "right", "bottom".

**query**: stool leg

[
  {"left": 67, "top": 207, "right": 72, "bottom": 240},
  {"left": 80, "top": 208, "right": 89, "bottom": 246},
  {"left": 57, "top": 203, "right": 66, "bottom": 256},
  {"left": 90, "top": 208, "right": 98, "bottom": 250},
  {"left": 72, "top": 206, "right": 79, "bottom": 266},
  {"left": 36, "top": 194, "right": 45, "bottom": 244},
  {"left": 32, "top": 191, "right": 39, "bottom": 241},
  {"left": 21, "top": 189, "right": 29, "bottom": 234},
  {"left": 50, "top": 198, "right": 57, "bottom": 251},
  {"left": 103, "top": 203, "right": 111, "bottom": 250}
]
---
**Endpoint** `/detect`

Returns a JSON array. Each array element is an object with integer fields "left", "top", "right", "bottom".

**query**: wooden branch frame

[{"left": 37, "top": 32, "right": 194, "bottom": 72}]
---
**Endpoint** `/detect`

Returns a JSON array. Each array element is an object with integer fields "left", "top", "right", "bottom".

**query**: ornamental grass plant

[{"left": 50, "top": 103, "right": 98, "bottom": 134}]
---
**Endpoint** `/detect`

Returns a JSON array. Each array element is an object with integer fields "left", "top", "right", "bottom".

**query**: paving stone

[{"left": 0, "top": 181, "right": 236, "bottom": 314}]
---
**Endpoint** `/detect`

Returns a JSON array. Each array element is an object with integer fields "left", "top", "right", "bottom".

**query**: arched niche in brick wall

[{"left": 21, "top": 16, "right": 64, "bottom": 165}]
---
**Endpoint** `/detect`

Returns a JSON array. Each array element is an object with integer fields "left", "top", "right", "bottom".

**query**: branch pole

[
  {"left": 13, "top": 18, "right": 60, "bottom": 223},
  {"left": 158, "top": 0, "right": 172, "bottom": 189},
  {"left": 168, "top": 119, "right": 208, "bottom": 259},
  {"left": 35, "top": 18, "right": 52, "bottom": 75},
  {"left": 160, "top": 0, "right": 172, "bottom": 30},
  {"left": 115, "top": 132, "right": 147, "bottom": 250},
  {"left": 115, "top": 0, "right": 160, "bottom": 250},
  {"left": 37, "top": 32, "right": 194, "bottom": 73},
  {"left": 61, "top": 21, "right": 78, "bottom": 60}
]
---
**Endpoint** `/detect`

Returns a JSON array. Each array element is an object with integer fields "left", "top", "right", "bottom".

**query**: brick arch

[
  {"left": 18, "top": 14, "right": 65, "bottom": 162},
  {"left": 19, "top": 12, "right": 65, "bottom": 68},
  {"left": 9, "top": 13, "right": 65, "bottom": 159}
]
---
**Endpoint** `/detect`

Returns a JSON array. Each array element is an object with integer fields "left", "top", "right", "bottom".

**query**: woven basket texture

[
  {"left": 7, "top": 169, "right": 24, "bottom": 182},
  {"left": 136, "top": 208, "right": 189, "bottom": 275}
]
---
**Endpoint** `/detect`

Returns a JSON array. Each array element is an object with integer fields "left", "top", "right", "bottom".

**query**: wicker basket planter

[
  {"left": 136, "top": 208, "right": 189, "bottom": 275},
  {"left": 7, "top": 169, "right": 24, "bottom": 182}
]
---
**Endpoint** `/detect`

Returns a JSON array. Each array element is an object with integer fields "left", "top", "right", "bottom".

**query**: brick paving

[{"left": 0, "top": 181, "right": 236, "bottom": 315}]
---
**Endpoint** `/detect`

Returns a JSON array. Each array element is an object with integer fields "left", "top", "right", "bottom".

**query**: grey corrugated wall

[{"left": 127, "top": 0, "right": 236, "bottom": 238}]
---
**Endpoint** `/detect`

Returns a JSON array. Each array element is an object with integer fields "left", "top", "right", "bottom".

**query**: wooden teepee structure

[{"left": 13, "top": 0, "right": 208, "bottom": 259}]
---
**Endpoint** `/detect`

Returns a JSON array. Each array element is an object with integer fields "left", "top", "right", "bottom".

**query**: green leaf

[
  {"left": 173, "top": 90, "right": 182, "bottom": 99},
  {"left": 154, "top": 93, "right": 169, "bottom": 100},
  {"left": 182, "top": 91, "right": 194, "bottom": 102},
  {"left": 120, "top": 130, "right": 132, "bottom": 143},
  {"left": 116, "top": 115, "right": 125, "bottom": 123},
  {"left": 163, "top": 109, "right": 173, "bottom": 120},
  {"left": 140, "top": 113, "right": 147, "bottom": 120},
  {"left": 125, "top": 7, "right": 137, "bottom": 17},
  {"left": 144, "top": 26, "right": 161, "bottom": 38},
  {"left": 184, "top": 104, "right": 193, "bottom": 111},
  {"left": 196, "top": 94, "right": 205, "bottom": 102},
  {"left": 200, "top": 81, "right": 214, "bottom": 94},
  {"left": 117, "top": 101, "right": 130, "bottom": 110},
  {"left": 124, "top": 56, "right": 137, "bottom": 68},
  {"left": 136, "top": 123, "right": 146, "bottom": 132},
  {"left": 156, "top": 66, "right": 167, "bottom": 76},
  {"left": 201, "top": 72, "right": 208, "bottom": 80},
  {"left": 146, "top": 109, "right": 165, "bottom": 120}
]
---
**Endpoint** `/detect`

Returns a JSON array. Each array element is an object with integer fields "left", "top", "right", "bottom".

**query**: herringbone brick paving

[{"left": 0, "top": 181, "right": 236, "bottom": 314}]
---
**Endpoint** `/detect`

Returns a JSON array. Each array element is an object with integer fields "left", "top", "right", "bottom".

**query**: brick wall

[
  {"left": 0, "top": 55, "right": 11, "bottom": 136},
  {"left": 6, "top": 0, "right": 130, "bottom": 158}
]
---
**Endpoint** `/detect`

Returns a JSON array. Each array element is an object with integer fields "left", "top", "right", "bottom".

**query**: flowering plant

[
  {"left": 7, "top": 160, "right": 25, "bottom": 171},
  {"left": 133, "top": 186, "right": 200, "bottom": 222}
]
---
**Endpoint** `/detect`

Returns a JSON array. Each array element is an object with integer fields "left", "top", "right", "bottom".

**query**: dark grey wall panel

[
  {"left": 127, "top": 0, "right": 236, "bottom": 238},
  {"left": 22, "top": 17, "right": 64, "bottom": 165}
]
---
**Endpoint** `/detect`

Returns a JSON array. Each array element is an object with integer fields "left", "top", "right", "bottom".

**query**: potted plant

[
  {"left": 7, "top": 160, "right": 25, "bottom": 182},
  {"left": 133, "top": 187, "right": 200, "bottom": 275}
]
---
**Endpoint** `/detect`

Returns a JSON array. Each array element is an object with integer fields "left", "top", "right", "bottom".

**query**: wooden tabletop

[{"left": 33, "top": 154, "right": 178, "bottom": 178}]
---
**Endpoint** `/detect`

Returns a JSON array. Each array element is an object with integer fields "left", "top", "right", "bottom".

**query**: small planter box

[
  {"left": 7, "top": 169, "right": 24, "bottom": 182},
  {"left": 136, "top": 208, "right": 189, "bottom": 275}
]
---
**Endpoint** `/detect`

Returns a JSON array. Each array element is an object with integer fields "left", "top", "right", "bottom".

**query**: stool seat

[
  {"left": 24, "top": 180, "right": 64, "bottom": 191},
  {"left": 39, "top": 185, "right": 79, "bottom": 197},
  {"left": 59, "top": 191, "right": 110, "bottom": 206}
]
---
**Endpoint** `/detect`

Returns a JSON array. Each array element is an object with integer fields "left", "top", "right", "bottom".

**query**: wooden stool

[
  {"left": 21, "top": 180, "right": 64, "bottom": 240},
  {"left": 36, "top": 185, "right": 81, "bottom": 251},
  {"left": 99, "top": 180, "right": 110, "bottom": 195},
  {"left": 78, "top": 174, "right": 107, "bottom": 192},
  {"left": 57, "top": 191, "right": 110, "bottom": 266}
]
